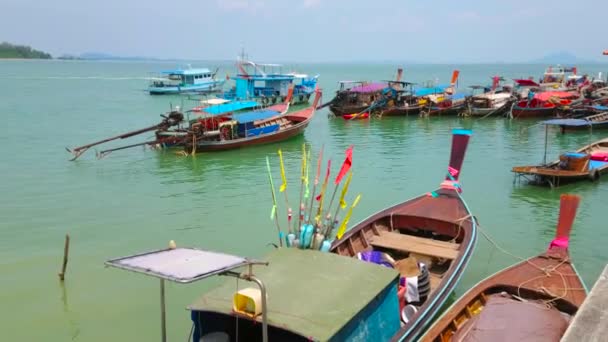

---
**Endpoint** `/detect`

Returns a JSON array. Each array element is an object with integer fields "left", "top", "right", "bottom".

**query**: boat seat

[{"left": 369, "top": 231, "right": 459, "bottom": 260}]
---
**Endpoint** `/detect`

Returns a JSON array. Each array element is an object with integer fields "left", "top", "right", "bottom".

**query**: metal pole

[
  {"left": 161, "top": 279, "right": 167, "bottom": 342},
  {"left": 543, "top": 125, "right": 549, "bottom": 165},
  {"left": 248, "top": 276, "right": 268, "bottom": 342}
]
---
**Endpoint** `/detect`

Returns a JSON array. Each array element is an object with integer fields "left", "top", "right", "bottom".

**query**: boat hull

[
  {"left": 329, "top": 103, "right": 370, "bottom": 117},
  {"left": 511, "top": 106, "right": 557, "bottom": 118},
  {"left": 381, "top": 105, "right": 423, "bottom": 116},
  {"left": 148, "top": 81, "right": 224, "bottom": 95},
  {"left": 187, "top": 112, "right": 313, "bottom": 152},
  {"left": 423, "top": 103, "right": 466, "bottom": 116},
  {"left": 468, "top": 101, "right": 513, "bottom": 117}
]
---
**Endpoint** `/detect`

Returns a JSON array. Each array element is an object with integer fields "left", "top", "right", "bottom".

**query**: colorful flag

[
  {"left": 335, "top": 145, "right": 353, "bottom": 184},
  {"left": 266, "top": 156, "right": 278, "bottom": 220},
  {"left": 278, "top": 149, "right": 287, "bottom": 192},
  {"left": 336, "top": 194, "right": 361, "bottom": 239},
  {"left": 315, "top": 159, "right": 331, "bottom": 223},
  {"left": 304, "top": 148, "right": 310, "bottom": 198},
  {"left": 301, "top": 144, "right": 307, "bottom": 181},
  {"left": 339, "top": 171, "right": 353, "bottom": 209},
  {"left": 316, "top": 159, "right": 331, "bottom": 201}
]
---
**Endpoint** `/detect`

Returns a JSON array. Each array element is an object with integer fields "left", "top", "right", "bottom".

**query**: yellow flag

[
  {"left": 278, "top": 149, "right": 287, "bottom": 192},
  {"left": 336, "top": 194, "right": 361, "bottom": 239},
  {"left": 301, "top": 144, "right": 307, "bottom": 181},
  {"left": 338, "top": 171, "right": 353, "bottom": 209},
  {"left": 304, "top": 148, "right": 310, "bottom": 198}
]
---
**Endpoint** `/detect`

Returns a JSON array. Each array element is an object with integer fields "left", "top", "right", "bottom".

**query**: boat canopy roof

[
  {"left": 236, "top": 74, "right": 294, "bottom": 81},
  {"left": 162, "top": 68, "right": 212, "bottom": 75},
  {"left": 542, "top": 118, "right": 591, "bottom": 127},
  {"left": 200, "top": 98, "right": 231, "bottom": 105},
  {"left": 514, "top": 79, "right": 541, "bottom": 87},
  {"left": 232, "top": 109, "right": 279, "bottom": 123},
  {"left": 414, "top": 85, "right": 449, "bottom": 96},
  {"left": 348, "top": 82, "right": 387, "bottom": 93},
  {"left": 534, "top": 91, "right": 578, "bottom": 101},
  {"left": 202, "top": 101, "right": 259, "bottom": 115},
  {"left": 105, "top": 247, "right": 252, "bottom": 283},
  {"left": 188, "top": 248, "right": 398, "bottom": 341}
]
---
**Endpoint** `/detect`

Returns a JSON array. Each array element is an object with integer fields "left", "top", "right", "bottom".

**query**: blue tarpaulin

[
  {"left": 203, "top": 101, "right": 259, "bottom": 115},
  {"left": 414, "top": 85, "right": 449, "bottom": 96},
  {"left": 233, "top": 109, "right": 279, "bottom": 123},
  {"left": 591, "top": 105, "right": 608, "bottom": 111}
]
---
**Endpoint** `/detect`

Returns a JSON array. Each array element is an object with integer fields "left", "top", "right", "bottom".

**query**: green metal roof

[{"left": 188, "top": 248, "right": 399, "bottom": 340}]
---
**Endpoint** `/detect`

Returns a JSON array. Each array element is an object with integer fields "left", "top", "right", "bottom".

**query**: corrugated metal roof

[{"left": 105, "top": 247, "right": 249, "bottom": 283}]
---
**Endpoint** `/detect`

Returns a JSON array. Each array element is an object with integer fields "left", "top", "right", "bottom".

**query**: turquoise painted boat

[
  {"left": 148, "top": 67, "right": 224, "bottom": 95},
  {"left": 222, "top": 55, "right": 319, "bottom": 106}
]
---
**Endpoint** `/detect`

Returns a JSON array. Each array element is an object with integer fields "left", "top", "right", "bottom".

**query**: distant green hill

[{"left": 0, "top": 42, "right": 52, "bottom": 59}]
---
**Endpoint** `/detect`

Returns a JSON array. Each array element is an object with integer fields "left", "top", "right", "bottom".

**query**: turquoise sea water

[{"left": 1, "top": 60, "right": 607, "bottom": 341}]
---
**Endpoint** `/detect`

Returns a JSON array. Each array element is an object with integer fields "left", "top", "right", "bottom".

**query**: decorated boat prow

[{"left": 420, "top": 194, "right": 587, "bottom": 342}]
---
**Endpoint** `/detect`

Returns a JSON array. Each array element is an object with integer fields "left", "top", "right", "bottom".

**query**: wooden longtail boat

[
  {"left": 326, "top": 69, "right": 404, "bottom": 117},
  {"left": 510, "top": 91, "right": 579, "bottom": 118},
  {"left": 420, "top": 194, "right": 587, "bottom": 342},
  {"left": 331, "top": 129, "right": 477, "bottom": 341},
  {"left": 465, "top": 79, "right": 515, "bottom": 117},
  {"left": 512, "top": 137, "right": 608, "bottom": 187},
  {"left": 420, "top": 94, "right": 468, "bottom": 117},
  {"left": 182, "top": 88, "right": 321, "bottom": 153}
]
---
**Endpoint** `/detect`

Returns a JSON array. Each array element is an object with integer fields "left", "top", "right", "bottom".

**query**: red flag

[
  {"left": 316, "top": 159, "right": 331, "bottom": 201},
  {"left": 335, "top": 145, "right": 353, "bottom": 184}
]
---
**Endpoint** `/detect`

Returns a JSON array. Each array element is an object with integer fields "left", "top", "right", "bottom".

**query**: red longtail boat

[
  {"left": 511, "top": 91, "right": 579, "bottom": 118},
  {"left": 420, "top": 194, "right": 586, "bottom": 342}
]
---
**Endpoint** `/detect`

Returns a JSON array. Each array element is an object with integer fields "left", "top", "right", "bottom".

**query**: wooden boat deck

[
  {"left": 512, "top": 137, "right": 608, "bottom": 186},
  {"left": 369, "top": 231, "right": 459, "bottom": 260}
]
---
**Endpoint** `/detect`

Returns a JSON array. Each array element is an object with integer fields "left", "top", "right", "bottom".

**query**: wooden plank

[
  {"left": 387, "top": 231, "right": 460, "bottom": 250},
  {"left": 369, "top": 231, "right": 459, "bottom": 260}
]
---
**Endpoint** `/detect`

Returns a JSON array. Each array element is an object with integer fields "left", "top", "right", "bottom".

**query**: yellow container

[{"left": 233, "top": 288, "right": 263, "bottom": 317}]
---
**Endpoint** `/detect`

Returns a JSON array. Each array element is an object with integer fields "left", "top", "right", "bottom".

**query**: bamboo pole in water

[{"left": 58, "top": 234, "right": 70, "bottom": 281}]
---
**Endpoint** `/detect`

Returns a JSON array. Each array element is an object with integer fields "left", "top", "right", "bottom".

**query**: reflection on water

[{"left": 59, "top": 282, "right": 80, "bottom": 340}]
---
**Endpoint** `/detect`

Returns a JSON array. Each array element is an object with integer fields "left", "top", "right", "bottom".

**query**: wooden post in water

[{"left": 58, "top": 234, "right": 70, "bottom": 281}]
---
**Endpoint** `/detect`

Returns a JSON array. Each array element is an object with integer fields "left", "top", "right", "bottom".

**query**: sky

[{"left": 2, "top": 0, "right": 607, "bottom": 63}]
